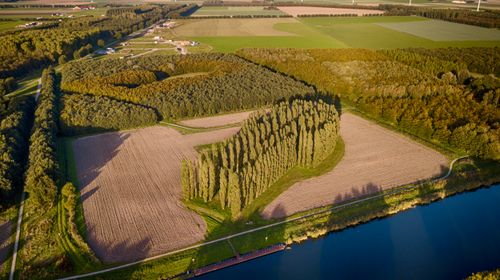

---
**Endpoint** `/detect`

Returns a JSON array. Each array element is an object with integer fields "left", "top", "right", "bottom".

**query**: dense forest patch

[
  {"left": 182, "top": 99, "right": 340, "bottom": 219},
  {"left": 59, "top": 53, "right": 313, "bottom": 135},
  {"left": 238, "top": 47, "right": 500, "bottom": 160}
]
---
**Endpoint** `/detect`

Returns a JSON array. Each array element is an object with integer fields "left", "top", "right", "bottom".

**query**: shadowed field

[
  {"left": 72, "top": 125, "right": 240, "bottom": 263},
  {"left": 262, "top": 113, "right": 449, "bottom": 219}
]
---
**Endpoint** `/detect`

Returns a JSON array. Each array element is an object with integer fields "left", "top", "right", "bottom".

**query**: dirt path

[
  {"left": 262, "top": 113, "right": 449, "bottom": 219},
  {"left": 73, "top": 125, "right": 239, "bottom": 263}
]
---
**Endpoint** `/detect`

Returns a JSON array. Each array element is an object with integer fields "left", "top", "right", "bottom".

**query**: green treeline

[
  {"left": 182, "top": 99, "right": 339, "bottom": 218},
  {"left": 60, "top": 93, "right": 158, "bottom": 135},
  {"left": 0, "top": 96, "right": 34, "bottom": 208},
  {"left": 25, "top": 68, "right": 59, "bottom": 207},
  {"left": 60, "top": 53, "right": 312, "bottom": 134},
  {"left": 382, "top": 5, "right": 500, "bottom": 28},
  {"left": 238, "top": 48, "right": 500, "bottom": 160},
  {"left": 0, "top": 4, "right": 181, "bottom": 81}
]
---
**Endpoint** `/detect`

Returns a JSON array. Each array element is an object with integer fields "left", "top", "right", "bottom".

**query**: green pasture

[
  {"left": 0, "top": 20, "right": 24, "bottom": 31},
  {"left": 377, "top": 20, "right": 500, "bottom": 41},
  {"left": 191, "top": 6, "right": 286, "bottom": 17},
  {"left": 187, "top": 16, "right": 500, "bottom": 52}
]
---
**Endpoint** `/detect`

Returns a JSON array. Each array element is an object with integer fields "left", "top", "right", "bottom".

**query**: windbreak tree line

[
  {"left": 0, "top": 96, "right": 34, "bottom": 208},
  {"left": 24, "top": 68, "right": 59, "bottom": 208},
  {"left": 238, "top": 48, "right": 499, "bottom": 160},
  {"left": 60, "top": 53, "right": 313, "bottom": 135},
  {"left": 181, "top": 99, "right": 340, "bottom": 218}
]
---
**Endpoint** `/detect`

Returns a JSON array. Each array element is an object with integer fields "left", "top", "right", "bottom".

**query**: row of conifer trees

[{"left": 181, "top": 99, "right": 339, "bottom": 218}]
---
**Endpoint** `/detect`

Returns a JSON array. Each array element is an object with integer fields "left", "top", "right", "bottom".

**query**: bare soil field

[
  {"left": 179, "top": 111, "right": 255, "bottom": 128},
  {"left": 0, "top": 220, "right": 12, "bottom": 272},
  {"left": 278, "top": 6, "right": 384, "bottom": 17},
  {"left": 262, "top": 113, "right": 449, "bottom": 219},
  {"left": 73, "top": 125, "right": 239, "bottom": 263},
  {"left": 171, "top": 18, "right": 298, "bottom": 37}
]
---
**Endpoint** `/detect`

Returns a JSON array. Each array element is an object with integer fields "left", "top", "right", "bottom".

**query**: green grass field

[
  {"left": 377, "top": 20, "right": 500, "bottom": 41},
  {"left": 0, "top": 20, "right": 24, "bottom": 31},
  {"left": 183, "top": 16, "right": 500, "bottom": 52},
  {"left": 191, "top": 6, "right": 286, "bottom": 17}
]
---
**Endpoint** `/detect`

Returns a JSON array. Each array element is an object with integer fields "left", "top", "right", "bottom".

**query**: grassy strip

[{"left": 85, "top": 158, "right": 499, "bottom": 279}]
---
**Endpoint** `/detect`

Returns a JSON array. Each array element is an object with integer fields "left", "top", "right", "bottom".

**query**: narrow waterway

[{"left": 198, "top": 184, "right": 500, "bottom": 280}]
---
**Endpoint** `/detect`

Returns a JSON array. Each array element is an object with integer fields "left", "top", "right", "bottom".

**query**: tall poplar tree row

[{"left": 181, "top": 99, "right": 340, "bottom": 218}]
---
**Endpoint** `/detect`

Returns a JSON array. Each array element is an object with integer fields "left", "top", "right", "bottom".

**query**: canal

[{"left": 198, "top": 184, "right": 500, "bottom": 280}]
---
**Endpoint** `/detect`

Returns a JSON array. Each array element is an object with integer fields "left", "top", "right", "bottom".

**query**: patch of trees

[
  {"left": 381, "top": 5, "right": 500, "bottom": 28},
  {"left": 181, "top": 99, "right": 340, "bottom": 218},
  {"left": 60, "top": 93, "right": 158, "bottom": 135},
  {"left": 0, "top": 96, "right": 34, "bottom": 208},
  {"left": 24, "top": 68, "right": 60, "bottom": 208},
  {"left": 238, "top": 48, "right": 500, "bottom": 160},
  {"left": 0, "top": 5, "right": 175, "bottom": 80},
  {"left": 60, "top": 53, "right": 313, "bottom": 126}
]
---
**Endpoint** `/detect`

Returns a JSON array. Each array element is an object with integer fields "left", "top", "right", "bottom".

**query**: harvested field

[
  {"left": 171, "top": 18, "right": 298, "bottom": 37},
  {"left": 0, "top": 220, "right": 12, "bottom": 272},
  {"left": 179, "top": 111, "right": 255, "bottom": 128},
  {"left": 278, "top": 6, "right": 384, "bottom": 17},
  {"left": 262, "top": 113, "right": 449, "bottom": 219},
  {"left": 73, "top": 125, "right": 239, "bottom": 263}
]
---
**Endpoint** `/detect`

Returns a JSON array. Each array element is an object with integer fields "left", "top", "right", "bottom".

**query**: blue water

[{"left": 198, "top": 184, "right": 500, "bottom": 280}]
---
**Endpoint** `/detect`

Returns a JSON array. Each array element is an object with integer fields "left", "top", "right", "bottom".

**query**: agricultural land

[{"left": 0, "top": 2, "right": 499, "bottom": 280}]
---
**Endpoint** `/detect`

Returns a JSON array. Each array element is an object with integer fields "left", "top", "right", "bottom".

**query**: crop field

[
  {"left": 191, "top": 6, "right": 287, "bottom": 17},
  {"left": 0, "top": 20, "right": 25, "bottom": 32},
  {"left": 171, "top": 18, "right": 298, "bottom": 37},
  {"left": 377, "top": 20, "right": 500, "bottom": 41},
  {"left": 277, "top": 6, "right": 384, "bottom": 17},
  {"left": 174, "top": 16, "right": 500, "bottom": 52},
  {"left": 179, "top": 110, "right": 256, "bottom": 128},
  {"left": 262, "top": 113, "right": 449, "bottom": 219},
  {"left": 0, "top": 7, "right": 108, "bottom": 18},
  {"left": 72, "top": 125, "right": 240, "bottom": 263}
]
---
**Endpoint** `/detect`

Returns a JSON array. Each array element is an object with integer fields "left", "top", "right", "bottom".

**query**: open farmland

[
  {"left": 72, "top": 125, "right": 240, "bottom": 263},
  {"left": 171, "top": 18, "right": 298, "bottom": 37},
  {"left": 177, "top": 16, "right": 500, "bottom": 52},
  {"left": 179, "top": 110, "right": 256, "bottom": 128},
  {"left": 262, "top": 113, "right": 449, "bottom": 219},
  {"left": 191, "top": 6, "right": 287, "bottom": 17},
  {"left": 377, "top": 20, "right": 500, "bottom": 41},
  {"left": 277, "top": 6, "right": 384, "bottom": 17}
]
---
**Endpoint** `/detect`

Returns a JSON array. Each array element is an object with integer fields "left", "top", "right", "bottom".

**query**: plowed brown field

[
  {"left": 73, "top": 125, "right": 239, "bottom": 263},
  {"left": 262, "top": 113, "right": 449, "bottom": 219},
  {"left": 179, "top": 111, "right": 255, "bottom": 128}
]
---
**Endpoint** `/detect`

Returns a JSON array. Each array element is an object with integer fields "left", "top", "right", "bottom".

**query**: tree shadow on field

[
  {"left": 186, "top": 204, "right": 287, "bottom": 278},
  {"left": 0, "top": 219, "right": 14, "bottom": 272},
  {"left": 92, "top": 236, "right": 152, "bottom": 268},
  {"left": 73, "top": 132, "right": 130, "bottom": 199}
]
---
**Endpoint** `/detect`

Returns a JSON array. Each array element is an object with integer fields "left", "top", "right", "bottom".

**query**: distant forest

[
  {"left": 238, "top": 47, "right": 500, "bottom": 160},
  {"left": 60, "top": 53, "right": 313, "bottom": 134}
]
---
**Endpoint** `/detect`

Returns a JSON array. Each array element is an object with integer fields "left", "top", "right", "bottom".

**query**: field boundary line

[
  {"left": 160, "top": 121, "right": 202, "bottom": 130},
  {"left": 58, "top": 155, "right": 468, "bottom": 280}
]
